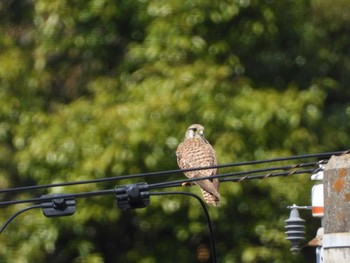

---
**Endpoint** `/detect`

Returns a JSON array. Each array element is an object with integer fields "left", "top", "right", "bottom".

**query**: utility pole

[{"left": 323, "top": 154, "right": 350, "bottom": 262}]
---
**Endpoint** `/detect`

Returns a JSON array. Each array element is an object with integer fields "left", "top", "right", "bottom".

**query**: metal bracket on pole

[{"left": 323, "top": 233, "right": 350, "bottom": 249}]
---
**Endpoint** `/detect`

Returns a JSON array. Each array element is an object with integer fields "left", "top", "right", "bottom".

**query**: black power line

[
  {"left": 1, "top": 191, "right": 218, "bottom": 263},
  {"left": 0, "top": 204, "right": 42, "bottom": 234},
  {"left": 0, "top": 189, "right": 115, "bottom": 207},
  {"left": 0, "top": 161, "right": 319, "bottom": 207},
  {"left": 151, "top": 192, "right": 218, "bottom": 263},
  {"left": 0, "top": 150, "right": 346, "bottom": 237},
  {"left": 0, "top": 150, "right": 346, "bottom": 195},
  {"left": 148, "top": 161, "right": 321, "bottom": 190}
]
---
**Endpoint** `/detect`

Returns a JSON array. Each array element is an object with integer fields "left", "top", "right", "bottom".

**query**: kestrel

[{"left": 176, "top": 124, "right": 220, "bottom": 206}]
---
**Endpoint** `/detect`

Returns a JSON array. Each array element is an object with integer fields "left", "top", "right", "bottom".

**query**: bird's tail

[{"left": 201, "top": 188, "right": 220, "bottom": 206}]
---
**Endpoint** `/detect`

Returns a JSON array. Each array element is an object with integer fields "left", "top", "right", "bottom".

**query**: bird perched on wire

[{"left": 176, "top": 124, "right": 220, "bottom": 206}]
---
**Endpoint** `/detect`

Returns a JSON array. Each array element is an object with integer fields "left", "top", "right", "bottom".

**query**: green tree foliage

[{"left": 1, "top": 0, "right": 350, "bottom": 262}]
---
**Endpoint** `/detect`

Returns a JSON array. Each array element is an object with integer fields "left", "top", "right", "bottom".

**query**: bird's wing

[
  {"left": 176, "top": 139, "right": 220, "bottom": 198},
  {"left": 193, "top": 175, "right": 220, "bottom": 199}
]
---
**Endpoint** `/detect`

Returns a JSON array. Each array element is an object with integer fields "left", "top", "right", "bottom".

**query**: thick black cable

[
  {"left": 0, "top": 162, "right": 318, "bottom": 207},
  {"left": 0, "top": 161, "right": 320, "bottom": 207},
  {"left": 0, "top": 151, "right": 340, "bottom": 239},
  {"left": 0, "top": 189, "right": 115, "bottom": 207},
  {"left": 0, "top": 150, "right": 345, "bottom": 195},
  {"left": 0, "top": 166, "right": 320, "bottom": 233},
  {"left": 0, "top": 204, "right": 42, "bottom": 234},
  {"left": 150, "top": 191, "right": 218, "bottom": 263}
]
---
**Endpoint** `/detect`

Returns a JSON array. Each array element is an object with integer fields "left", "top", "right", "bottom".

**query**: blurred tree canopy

[{"left": 1, "top": 0, "right": 350, "bottom": 262}]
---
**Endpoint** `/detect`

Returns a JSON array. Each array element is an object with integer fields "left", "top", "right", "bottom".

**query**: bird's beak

[{"left": 198, "top": 129, "right": 204, "bottom": 136}]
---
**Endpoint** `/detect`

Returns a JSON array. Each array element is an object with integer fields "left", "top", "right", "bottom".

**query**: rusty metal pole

[{"left": 323, "top": 154, "right": 350, "bottom": 262}]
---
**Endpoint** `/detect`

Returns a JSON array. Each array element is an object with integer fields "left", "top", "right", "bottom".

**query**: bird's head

[{"left": 185, "top": 124, "right": 205, "bottom": 139}]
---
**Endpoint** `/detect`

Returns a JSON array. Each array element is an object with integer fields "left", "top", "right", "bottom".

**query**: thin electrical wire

[
  {"left": 0, "top": 151, "right": 344, "bottom": 243},
  {"left": 151, "top": 191, "right": 218, "bottom": 263},
  {"left": 0, "top": 150, "right": 345, "bottom": 195},
  {"left": 0, "top": 161, "right": 318, "bottom": 207},
  {"left": 222, "top": 168, "right": 316, "bottom": 182},
  {"left": 0, "top": 164, "right": 317, "bottom": 207},
  {"left": 148, "top": 161, "right": 320, "bottom": 190},
  {"left": 0, "top": 165, "right": 326, "bottom": 235},
  {"left": 0, "top": 189, "right": 115, "bottom": 207},
  {"left": 0, "top": 191, "right": 219, "bottom": 263},
  {"left": 148, "top": 168, "right": 317, "bottom": 190},
  {"left": 0, "top": 204, "right": 42, "bottom": 234},
  {"left": 0, "top": 167, "right": 316, "bottom": 235}
]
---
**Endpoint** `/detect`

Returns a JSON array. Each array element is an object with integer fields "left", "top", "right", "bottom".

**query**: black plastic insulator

[
  {"left": 285, "top": 207, "right": 306, "bottom": 254},
  {"left": 115, "top": 183, "right": 150, "bottom": 210},
  {"left": 41, "top": 194, "right": 76, "bottom": 217}
]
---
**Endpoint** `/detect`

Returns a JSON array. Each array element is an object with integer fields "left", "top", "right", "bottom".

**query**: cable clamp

[
  {"left": 41, "top": 194, "right": 76, "bottom": 217},
  {"left": 115, "top": 182, "right": 150, "bottom": 210}
]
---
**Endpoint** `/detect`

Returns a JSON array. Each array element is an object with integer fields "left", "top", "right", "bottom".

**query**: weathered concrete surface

[
  {"left": 324, "top": 248, "right": 350, "bottom": 263},
  {"left": 324, "top": 154, "right": 350, "bottom": 262},
  {"left": 324, "top": 154, "right": 350, "bottom": 233}
]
